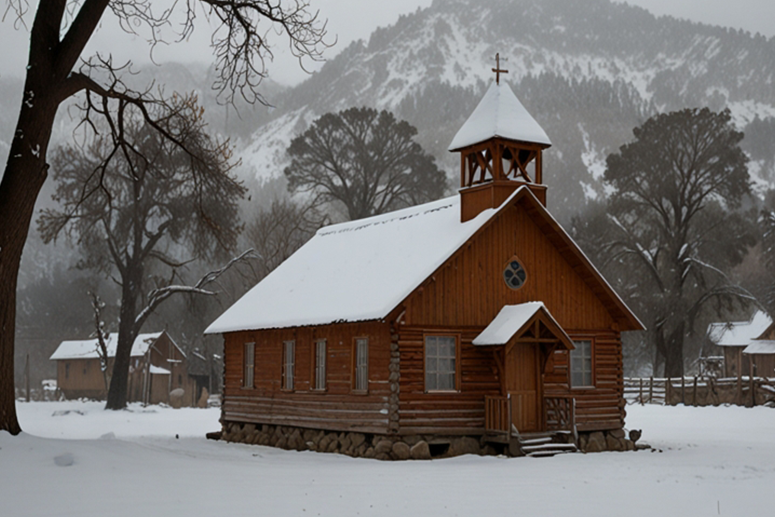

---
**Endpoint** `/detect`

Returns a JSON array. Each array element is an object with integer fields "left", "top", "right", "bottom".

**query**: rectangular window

[
  {"left": 314, "top": 339, "right": 327, "bottom": 391},
  {"left": 425, "top": 336, "right": 457, "bottom": 391},
  {"left": 243, "top": 342, "right": 255, "bottom": 388},
  {"left": 354, "top": 338, "right": 369, "bottom": 392},
  {"left": 283, "top": 340, "right": 295, "bottom": 391},
  {"left": 571, "top": 339, "right": 593, "bottom": 388},
  {"left": 65, "top": 363, "right": 70, "bottom": 379}
]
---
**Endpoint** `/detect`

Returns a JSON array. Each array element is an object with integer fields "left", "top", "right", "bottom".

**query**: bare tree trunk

[
  {"left": 0, "top": 71, "right": 59, "bottom": 433},
  {"left": 663, "top": 322, "right": 685, "bottom": 378},
  {"left": 105, "top": 277, "right": 140, "bottom": 410}
]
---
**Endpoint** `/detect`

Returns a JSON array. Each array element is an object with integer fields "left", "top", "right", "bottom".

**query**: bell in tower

[{"left": 449, "top": 54, "right": 552, "bottom": 222}]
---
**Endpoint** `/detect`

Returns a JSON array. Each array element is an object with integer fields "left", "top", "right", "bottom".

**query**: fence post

[
  {"left": 649, "top": 376, "right": 654, "bottom": 404},
  {"left": 693, "top": 376, "right": 698, "bottom": 406},
  {"left": 681, "top": 376, "right": 686, "bottom": 405},
  {"left": 666, "top": 377, "right": 672, "bottom": 406},
  {"left": 639, "top": 378, "right": 644, "bottom": 405}
]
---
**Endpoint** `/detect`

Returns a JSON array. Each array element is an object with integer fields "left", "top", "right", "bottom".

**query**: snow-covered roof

[
  {"left": 708, "top": 311, "right": 772, "bottom": 347},
  {"left": 50, "top": 332, "right": 164, "bottom": 361},
  {"left": 448, "top": 81, "right": 552, "bottom": 151},
  {"left": 149, "top": 365, "right": 171, "bottom": 375},
  {"left": 473, "top": 303, "right": 547, "bottom": 345},
  {"left": 743, "top": 340, "right": 775, "bottom": 355},
  {"left": 206, "top": 194, "right": 503, "bottom": 334},
  {"left": 206, "top": 186, "right": 642, "bottom": 334}
]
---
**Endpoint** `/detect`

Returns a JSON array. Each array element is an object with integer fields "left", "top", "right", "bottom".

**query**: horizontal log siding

[
  {"left": 546, "top": 330, "right": 624, "bottom": 431},
  {"left": 223, "top": 321, "right": 391, "bottom": 434},
  {"left": 397, "top": 327, "right": 501, "bottom": 435},
  {"left": 400, "top": 202, "right": 625, "bottom": 433}
]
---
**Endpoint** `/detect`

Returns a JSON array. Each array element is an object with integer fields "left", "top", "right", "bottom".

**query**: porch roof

[{"left": 472, "top": 302, "right": 574, "bottom": 350}]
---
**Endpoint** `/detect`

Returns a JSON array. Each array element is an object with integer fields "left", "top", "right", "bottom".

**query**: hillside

[{"left": 238, "top": 0, "right": 775, "bottom": 221}]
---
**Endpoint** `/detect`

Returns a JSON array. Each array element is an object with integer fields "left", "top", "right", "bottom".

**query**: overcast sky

[{"left": 0, "top": 0, "right": 773, "bottom": 86}]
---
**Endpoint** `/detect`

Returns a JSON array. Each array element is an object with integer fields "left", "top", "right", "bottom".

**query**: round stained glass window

[{"left": 504, "top": 258, "right": 527, "bottom": 290}]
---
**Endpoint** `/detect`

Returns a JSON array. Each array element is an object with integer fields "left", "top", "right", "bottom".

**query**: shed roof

[
  {"left": 50, "top": 332, "right": 164, "bottom": 361},
  {"left": 743, "top": 340, "right": 775, "bottom": 355},
  {"left": 707, "top": 311, "right": 772, "bottom": 347},
  {"left": 448, "top": 81, "right": 552, "bottom": 151},
  {"left": 206, "top": 187, "right": 642, "bottom": 334}
]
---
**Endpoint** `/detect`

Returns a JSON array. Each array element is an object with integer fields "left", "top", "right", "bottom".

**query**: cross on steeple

[{"left": 492, "top": 53, "right": 508, "bottom": 85}]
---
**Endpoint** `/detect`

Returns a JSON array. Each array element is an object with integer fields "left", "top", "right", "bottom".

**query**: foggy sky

[{"left": 0, "top": 0, "right": 772, "bottom": 86}]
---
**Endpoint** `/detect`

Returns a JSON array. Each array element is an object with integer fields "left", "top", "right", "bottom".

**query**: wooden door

[{"left": 505, "top": 342, "right": 542, "bottom": 433}]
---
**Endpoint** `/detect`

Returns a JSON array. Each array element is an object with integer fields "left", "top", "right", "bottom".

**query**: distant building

[
  {"left": 49, "top": 331, "right": 203, "bottom": 405},
  {"left": 708, "top": 311, "right": 775, "bottom": 378}
]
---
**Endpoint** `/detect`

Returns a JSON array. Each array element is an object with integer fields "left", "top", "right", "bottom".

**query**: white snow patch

[{"left": 2, "top": 402, "right": 775, "bottom": 516}]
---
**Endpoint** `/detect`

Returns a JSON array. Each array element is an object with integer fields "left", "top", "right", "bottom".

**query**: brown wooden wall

[
  {"left": 397, "top": 200, "right": 625, "bottom": 433},
  {"left": 545, "top": 331, "right": 624, "bottom": 432},
  {"left": 57, "top": 358, "right": 108, "bottom": 399},
  {"left": 397, "top": 326, "right": 500, "bottom": 435},
  {"left": 402, "top": 202, "right": 616, "bottom": 330},
  {"left": 222, "top": 321, "right": 392, "bottom": 434}
]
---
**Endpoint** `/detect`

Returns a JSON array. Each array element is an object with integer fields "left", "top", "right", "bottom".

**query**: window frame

[
  {"left": 352, "top": 337, "right": 369, "bottom": 394},
  {"left": 242, "top": 342, "right": 255, "bottom": 389},
  {"left": 312, "top": 339, "right": 327, "bottom": 392},
  {"left": 423, "top": 334, "right": 461, "bottom": 393},
  {"left": 569, "top": 337, "right": 595, "bottom": 389},
  {"left": 282, "top": 340, "right": 296, "bottom": 392}
]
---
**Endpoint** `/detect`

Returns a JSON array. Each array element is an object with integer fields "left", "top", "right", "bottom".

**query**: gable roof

[
  {"left": 448, "top": 81, "right": 552, "bottom": 151},
  {"left": 472, "top": 302, "right": 573, "bottom": 350},
  {"left": 206, "top": 187, "right": 643, "bottom": 334},
  {"left": 743, "top": 340, "right": 775, "bottom": 355},
  {"left": 707, "top": 310, "right": 772, "bottom": 347},
  {"left": 50, "top": 332, "right": 171, "bottom": 361}
]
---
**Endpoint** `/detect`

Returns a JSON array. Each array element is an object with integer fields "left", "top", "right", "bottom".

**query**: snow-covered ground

[{"left": 1, "top": 401, "right": 773, "bottom": 516}]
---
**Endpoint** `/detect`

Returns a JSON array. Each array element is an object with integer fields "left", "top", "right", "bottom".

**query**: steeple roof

[{"left": 448, "top": 81, "right": 552, "bottom": 151}]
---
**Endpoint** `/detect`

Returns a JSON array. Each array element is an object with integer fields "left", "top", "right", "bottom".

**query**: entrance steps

[{"left": 517, "top": 431, "right": 578, "bottom": 457}]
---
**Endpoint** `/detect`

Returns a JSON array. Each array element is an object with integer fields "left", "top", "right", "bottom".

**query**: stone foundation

[
  {"left": 219, "top": 421, "right": 645, "bottom": 459},
  {"left": 220, "top": 421, "right": 502, "bottom": 460},
  {"left": 578, "top": 429, "right": 644, "bottom": 453}
]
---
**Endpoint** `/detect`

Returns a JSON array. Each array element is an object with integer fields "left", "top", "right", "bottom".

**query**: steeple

[{"left": 450, "top": 62, "right": 551, "bottom": 222}]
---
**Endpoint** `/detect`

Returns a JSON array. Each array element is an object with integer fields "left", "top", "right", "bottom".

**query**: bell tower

[{"left": 449, "top": 54, "right": 552, "bottom": 222}]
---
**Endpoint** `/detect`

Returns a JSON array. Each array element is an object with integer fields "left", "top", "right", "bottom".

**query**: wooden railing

[
  {"left": 484, "top": 395, "right": 511, "bottom": 436},
  {"left": 544, "top": 396, "right": 576, "bottom": 436}
]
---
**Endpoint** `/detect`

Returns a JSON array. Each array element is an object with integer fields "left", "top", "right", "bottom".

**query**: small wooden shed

[
  {"left": 50, "top": 331, "right": 199, "bottom": 405},
  {"left": 206, "top": 79, "right": 643, "bottom": 457},
  {"left": 708, "top": 311, "right": 773, "bottom": 378}
]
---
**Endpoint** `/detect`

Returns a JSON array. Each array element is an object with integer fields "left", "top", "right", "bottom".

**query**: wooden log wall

[
  {"left": 398, "top": 200, "right": 626, "bottom": 433},
  {"left": 545, "top": 330, "right": 625, "bottom": 432},
  {"left": 222, "top": 321, "right": 391, "bottom": 434},
  {"left": 397, "top": 326, "right": 500, "bottom": 435}
]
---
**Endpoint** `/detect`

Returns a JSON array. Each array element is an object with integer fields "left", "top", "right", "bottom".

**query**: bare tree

[
  {"left": 285, "top": 107, "right": 448, "bottom": 220},
  {"left": 0, "top": 0, "right": 328, "bottom": 433},
  {"left": 246, "top": 197, "right": 325, "bottom": 279},
  {"left": 575, "top": 108, "right": 756, "bottom": 377},
  {"left": 38, "top": 108, "right": 248, "bottom": 409}
]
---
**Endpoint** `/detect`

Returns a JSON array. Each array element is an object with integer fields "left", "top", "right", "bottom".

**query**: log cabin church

[{"left": 206, "top": 68, "right": 644, "bottom": 458}]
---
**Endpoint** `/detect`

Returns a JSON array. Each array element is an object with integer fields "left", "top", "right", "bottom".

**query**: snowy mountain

[{"left": 239, "top": 0, "right": 775, "bottom": 221}]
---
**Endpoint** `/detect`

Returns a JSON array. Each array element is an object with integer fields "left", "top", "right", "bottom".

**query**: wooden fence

[{"left": 624, "top": 376, "right": 775, "bottom": 407}]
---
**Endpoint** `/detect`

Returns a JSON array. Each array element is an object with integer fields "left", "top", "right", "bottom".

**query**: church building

[{"left": 205, "top": 65, "right": 644, "bottom": 459}]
